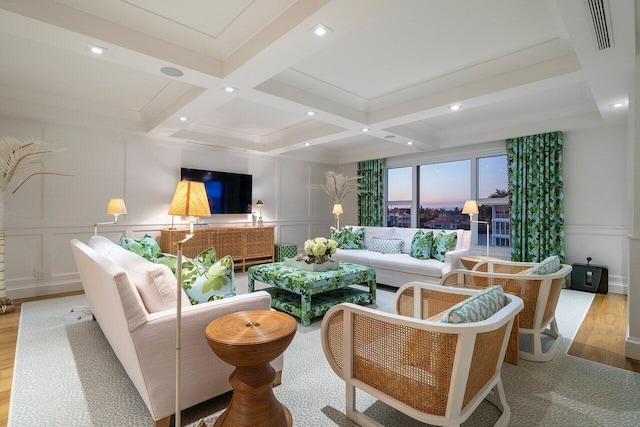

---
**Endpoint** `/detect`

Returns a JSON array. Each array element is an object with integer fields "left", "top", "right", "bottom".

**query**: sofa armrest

[
  {"left": 442, "top": 248, "right": 470, "bottom": 276},
  {"left": 128, "top": 291, "right": 279, "bottom": 419}
]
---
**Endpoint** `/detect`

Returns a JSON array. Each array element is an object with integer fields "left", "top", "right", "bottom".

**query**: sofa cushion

[
  {"left": 90, "top": 236, "right": 184, "bottom": 313},
  {"left": 367, "top": 237, "right": 403, "bottom": 254},
  {"left": 332, "top": 249, "right": 371, "bottom": 265},
  {"left": 118, "top": 234, "right": 162, "bottom": 262},
  {"left": 358, "top": 226, "right": 394, "bottom": 249},
  {"left": 331, "top": 226, "right": 365, "bottom": 249},
  {"left": 367, "top": 253, "right": 445, "bottom": 278},
  {"left": 529, "top": 255, "right": 561, "bottom": 275},
  {"left": 441, "top": 286, "right": 506, "bottom": 324},
  {"left": 409, "top": 230, "right": 434, "bottom": 260},
  {"left": 392, "top": 227, "right": 418, "bottom": 254},
  {"left": 431, "top": 231, "right": 458, "bottom": 262}
]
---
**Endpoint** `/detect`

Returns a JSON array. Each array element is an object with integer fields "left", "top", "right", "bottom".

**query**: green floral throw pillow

[
  {"left": 118, "top": 234, "right": 162, "bottom": 262},
  {"left": 409, "top": 230, "right": 434, "bottom": 260},
  {"left": 330, "top": 226, "right": 365, "bottom": 249},
  {"left": 155, "top": 247, "right": 235, "bottom": 304},
  {"left": 431, "top": 232, "right": 457, "bottom": 262}
]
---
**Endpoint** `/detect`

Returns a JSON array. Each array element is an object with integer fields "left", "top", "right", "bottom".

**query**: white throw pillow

[{"left": 91, "top": 237, "right": 185, "bottom": 313}]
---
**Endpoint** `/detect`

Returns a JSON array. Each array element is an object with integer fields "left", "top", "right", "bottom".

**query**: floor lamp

[
  {"left": 463, "top": 200, "right": 490, "bottom": 257},
  {"left": 168, "top": 181, "right": 211, "bottom": 427},
  {"left": 332, "top": 203, "right": 343, "bottom": 229}
]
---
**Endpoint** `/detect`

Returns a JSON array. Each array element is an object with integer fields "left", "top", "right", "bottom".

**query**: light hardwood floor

[{"left": 0, "top": 291, "right": 638, "bottom": 425}]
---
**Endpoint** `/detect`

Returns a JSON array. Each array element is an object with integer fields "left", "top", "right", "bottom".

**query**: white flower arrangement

[{"left": 302, "top": 237, "right": 338, "bottom": 263}]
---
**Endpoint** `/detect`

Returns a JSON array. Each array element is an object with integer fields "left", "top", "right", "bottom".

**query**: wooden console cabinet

[{"left": 160, "top": 226, "right": 274, "bottom": 271}]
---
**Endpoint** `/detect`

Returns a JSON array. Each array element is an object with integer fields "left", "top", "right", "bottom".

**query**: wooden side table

[{"left": 205, "top": 310, "right": 297, "bottom": 427}]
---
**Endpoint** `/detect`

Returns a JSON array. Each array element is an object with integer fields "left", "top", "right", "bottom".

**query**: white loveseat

[
  {"left": 332, "top": 226, "right": 471, "bottom": 287},
  {"left": 70, "top": 235, "right": 284, "bottom": 426}
]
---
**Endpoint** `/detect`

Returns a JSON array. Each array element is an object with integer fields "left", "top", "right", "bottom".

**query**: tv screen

[{"left": 180, "top": 168, "right": 252, "bottom": 214}]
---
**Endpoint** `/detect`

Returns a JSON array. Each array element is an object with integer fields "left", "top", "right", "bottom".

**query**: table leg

[
  {"left": 248, "top": 274, "right": 255, "bottom": 293},
  {"left": 300, "top": 293, "right": 311, "bottom": 326},
  {"left": 368, "top": 278, "right": 377, "bottom": 304}
]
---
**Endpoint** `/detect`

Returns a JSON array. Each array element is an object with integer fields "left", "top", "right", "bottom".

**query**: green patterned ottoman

[
  {"left": 274, "top": 243, "right": 298, "bottom": 262},
  {"left": 247, "top": 262, "right": 376, "bottom": 326}
]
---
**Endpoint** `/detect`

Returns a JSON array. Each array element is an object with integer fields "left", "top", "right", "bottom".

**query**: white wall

[
  {"left": 563, "top": 125, "right": 628, "bottom": 293},
  {"left": 1, "top": 117, "right": 338, "bottom": 299}
]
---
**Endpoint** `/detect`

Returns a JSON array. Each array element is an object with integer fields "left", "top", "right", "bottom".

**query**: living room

[{"left": 1, "top": 1, "right": 639, "bottom": 426}]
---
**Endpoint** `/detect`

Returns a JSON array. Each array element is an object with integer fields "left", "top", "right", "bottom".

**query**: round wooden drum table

[{"left": 205, "top": 310, "right": 297, "bottom": 427}]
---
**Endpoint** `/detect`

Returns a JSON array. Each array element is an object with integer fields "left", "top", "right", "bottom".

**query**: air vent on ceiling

[{"left": 586, "top": 0, "right": 613, "bottom": 50}]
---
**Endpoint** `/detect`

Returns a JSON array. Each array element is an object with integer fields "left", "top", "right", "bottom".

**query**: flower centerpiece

[{"left": 301, "top": 237, "right": 338, "bottom": 264}]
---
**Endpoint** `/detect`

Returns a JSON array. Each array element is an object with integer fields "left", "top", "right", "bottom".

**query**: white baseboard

[
  {"left": 8, "top": 280, "right": 83, "bottom": 300},
  {"left": 625, "top": 337, "right": 640, "bottom": 361}
]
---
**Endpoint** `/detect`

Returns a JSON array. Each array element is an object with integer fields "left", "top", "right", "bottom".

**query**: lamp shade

[
  {"left": 256, "top": 200, "right": 263, "bottom": 208},
  {"left": 462, "top": 200, "right": 479, "bottom": 215},
  {"left": 168, "top": 181, "right": 211, "bottom": 217},
  {"left": 332, "top": 203, "right": 344, "bottom": 215},
  {"left": 106, "top": 198, "right": 127, "bottom": 215}
]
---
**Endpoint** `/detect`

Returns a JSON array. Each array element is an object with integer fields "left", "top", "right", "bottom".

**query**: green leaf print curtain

[
  {"left": 357, "top": 159, "right": 384, "bottom": 226},
  {"left": 506, "top": 131, "right": 565, "bottom": 262}
]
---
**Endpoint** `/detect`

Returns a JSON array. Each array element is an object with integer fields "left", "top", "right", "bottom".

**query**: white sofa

[
  {"left": 332, "top": 226, "right": 471, "bottom": 287},
  {"left": 70, "top": 235, "right": 284, "bottom": 427}
]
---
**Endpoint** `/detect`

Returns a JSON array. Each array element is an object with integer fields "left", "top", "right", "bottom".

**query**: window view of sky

[
  {"left": 479, "top": 155, "right": 508, "bottom": 198},
  {"left": 419, "top": 160, "right": 470, "bottom": 209},
  {"left": 387, "top": 156, "right": 508, "bottom": 207}
]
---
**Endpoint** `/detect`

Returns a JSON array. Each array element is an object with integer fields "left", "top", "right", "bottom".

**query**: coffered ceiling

[{"left": 0, "top": 0, "right": 634, "bottom": 164}]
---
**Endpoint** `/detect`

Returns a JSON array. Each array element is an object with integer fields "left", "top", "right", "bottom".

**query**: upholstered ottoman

[{"left": 275, "top": 243, "right": 298, "bottom": 262}]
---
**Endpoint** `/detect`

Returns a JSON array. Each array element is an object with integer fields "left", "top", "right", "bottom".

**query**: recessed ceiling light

[
  {"left": 384, "top": 135, "right": 395, "bottom": 139},
  {"left": 312, "top": 24, "right": 333, "bottom": 37},
  {"left": 179, "top": 116, "right": 189, "bottom": 122},
  {"left": 450, "top": 104, "right": 461, "bottom": 111},
  {"left": 306, "top": 111, "right": 316, "bottom": 116},
  {"left": 223, "top": 86, "right": 237, "bottom": 93},
  {"left": 160, "top": 67, "right": 184, "bottom": 77},
  {"left": 86, "top": 43, "right": 108, "bottom": 55},
  {"left": 610, "top": 101, "right": 626, "bottom": 108},
  {"left": 407, "top": 141, "right": 413, "bottom": 145},
  {"left": 361, "top": 128, "right": 369, "bottom": 132},
  {"left": 304, "top": 142, "right": 310, "bottom": 146}
]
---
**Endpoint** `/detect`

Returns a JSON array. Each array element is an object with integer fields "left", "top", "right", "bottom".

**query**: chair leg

[{"left": 485, "top": 379, "right": 511, "bottom": 427}]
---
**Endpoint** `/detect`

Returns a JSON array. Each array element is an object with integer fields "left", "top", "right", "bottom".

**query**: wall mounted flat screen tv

[{"left": 181, "top": 168, "right": 252, "bottom": 214}]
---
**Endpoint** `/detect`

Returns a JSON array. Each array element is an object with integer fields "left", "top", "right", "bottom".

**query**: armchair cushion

[
  {"left": 529, "top": 255, "right": 561, "bottom": 275},
  {"left": 441, "top": 286, "right": 505, "bottom": 324},
  {"left": 431, "top": 231, "right": 457, "bottom": 262},
  {"left": 409, "top": 230, "right": 433, "bottom": 260},
  {"left": 367, "top": 237, "right": 403, "bottom": 254},
  {"left": 331, "top": 226, "right": 365, "bottom": 249}
]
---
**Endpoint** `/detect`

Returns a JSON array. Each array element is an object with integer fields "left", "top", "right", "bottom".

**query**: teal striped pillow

[{"left": 441, "top": 286, "right": 505, "bottom": 324}]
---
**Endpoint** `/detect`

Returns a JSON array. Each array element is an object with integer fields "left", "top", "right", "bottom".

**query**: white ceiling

[{"left": 0, "top": 0, "right": 634, "bottom": 164}]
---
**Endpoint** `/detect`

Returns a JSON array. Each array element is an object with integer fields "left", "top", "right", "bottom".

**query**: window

[
  {"left": 478, "top": 155, "right": 510, "bottom": 247},
  {"left": 384, "top": 154, "right": 511, "bottom": 247},
  {"left": 418, "top": 160, "right": 470, "bottom": 230},
  {"left": 386, "top": 167, "right": 412, "bottom": 227}
]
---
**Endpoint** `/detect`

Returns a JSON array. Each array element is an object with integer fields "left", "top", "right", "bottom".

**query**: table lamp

[
  {"left": 462, "top": 200, "right": 489, "bottom": 257},
  {"left": 332, "top": 203, "right": 343, "bottom": 229},
  {"left": 168, "top": 180, "right": 211, "bottom": 427},
  {"left": 94, "top": 198, "right": 127, "bottom": 235},
  {"left": 256, "top": 200, "right": 264, "bottom": 227}
]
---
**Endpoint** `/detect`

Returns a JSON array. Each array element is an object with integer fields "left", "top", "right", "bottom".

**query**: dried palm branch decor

[
  {"left": 311, "top": 171, "right": 360, "bottom": 228},
  {"left": 0, "top": 137, "right": 71, "bottom": 314}
]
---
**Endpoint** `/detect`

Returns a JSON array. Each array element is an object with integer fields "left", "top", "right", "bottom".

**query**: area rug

[{"left": 9, "top": 285, "right": 640, "bottom": 426}]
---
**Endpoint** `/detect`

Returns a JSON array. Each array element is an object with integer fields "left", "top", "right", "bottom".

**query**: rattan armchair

[
  {"left": 441, "top": 261, "right": 572, "bottom": 362},
  {"left": 321, "top": 282, "right": 523, "bottom": 427}
]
